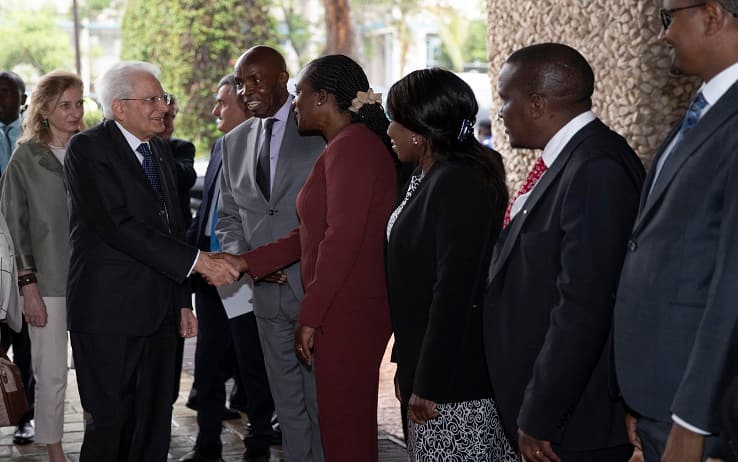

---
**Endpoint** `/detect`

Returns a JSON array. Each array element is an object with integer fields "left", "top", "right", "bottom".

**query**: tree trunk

[{"left": 322, "top": 0, "right": 355, "bottom": 57}]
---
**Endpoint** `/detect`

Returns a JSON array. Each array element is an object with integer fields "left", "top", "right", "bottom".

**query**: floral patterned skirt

[{"left": 407, "top": 398, "right": 520, "bottom": 462}]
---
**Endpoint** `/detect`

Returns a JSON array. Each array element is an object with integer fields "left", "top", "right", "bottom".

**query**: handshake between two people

[{"left": 192, "top": 252, "right": 288, "bottom": 287}]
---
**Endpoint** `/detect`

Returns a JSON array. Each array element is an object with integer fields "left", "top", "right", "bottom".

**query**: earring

[
  {"left": 411, "top": 135, "right": 418, "bottom": 145},
  {"left": 42, "top": 119, "right": 49, "bottom": 128}
]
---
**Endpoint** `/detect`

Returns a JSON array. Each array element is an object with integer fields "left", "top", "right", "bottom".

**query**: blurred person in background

[
  {"left": 0, "top": 70, "right": 34, "bottom": 447},
  {"left": 162, "top": 94, "right": 197, "bottom": 227},
  {"left": 0, "top": 71, "right": 27, "bottom": 172}
]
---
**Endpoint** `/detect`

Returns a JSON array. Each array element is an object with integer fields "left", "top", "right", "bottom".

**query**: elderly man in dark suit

[
  {"left": 613, "top": 2, "right": 738, "bottom": 461},
  {"left": 483, "top": 43, "right": 645, "bottom": 462},
  {"left": 217, "top": 46, "right": 325, "bottom": 462},
  {"left": 64, "top": 61, "right": 238, "bottom": 462}
]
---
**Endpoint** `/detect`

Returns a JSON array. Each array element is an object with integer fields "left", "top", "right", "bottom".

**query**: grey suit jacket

[
  {"left": 614, "top": 81, "right": 738, "bottom": 433},
  {"left": 217, "top": 105, "right": 324, "bottom": 319}
]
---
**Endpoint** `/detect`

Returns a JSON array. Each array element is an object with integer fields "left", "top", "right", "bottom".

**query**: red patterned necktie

[{"left": 503, "top": 157, "right": 547, "bottom": 227}]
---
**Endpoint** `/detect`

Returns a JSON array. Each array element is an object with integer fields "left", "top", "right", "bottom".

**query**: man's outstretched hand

[
  {"left": 194, "top": 252, "right": 240, "bottom": 286},
  {"left": 211, "top": 252, "right": 249, "bottom": 275}
]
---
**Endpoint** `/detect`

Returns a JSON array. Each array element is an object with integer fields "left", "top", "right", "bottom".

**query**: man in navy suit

[
  {"left": 65, "top": 61, "right": 238, "bottom": 461},
  {"left": 614, "top": 2, "right": 738, "bottom": 461},
  {"left": 484, "top": 43, "right": 645, "bottom": 462},
  {"left": 179, "top": 74, "right": 276, "bottom": 462}
]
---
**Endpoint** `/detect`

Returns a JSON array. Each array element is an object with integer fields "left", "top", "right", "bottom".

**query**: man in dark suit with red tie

[
  {"left": 483, "top": 43, "right": 645, "bottom": 461},
  {"left": 64, "top": 61, "right": 238, "bottom": 461}
]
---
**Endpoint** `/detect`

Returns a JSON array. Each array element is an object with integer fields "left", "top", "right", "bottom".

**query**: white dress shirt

[
  {"left": 508, "top": 111, "right": 596, "bottom": 222},
  {"left": 258, "top": 95, "right": 293, "bottom": 193}
]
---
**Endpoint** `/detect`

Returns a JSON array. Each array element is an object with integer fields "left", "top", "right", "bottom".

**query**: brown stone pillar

[{"left": 486, "top": 0, "right": 699, "bottom": 189}]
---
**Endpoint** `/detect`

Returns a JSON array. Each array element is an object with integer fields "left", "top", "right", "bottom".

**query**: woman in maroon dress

[{"left": 221, "top": 54, "right": 398, "bottom": 461}]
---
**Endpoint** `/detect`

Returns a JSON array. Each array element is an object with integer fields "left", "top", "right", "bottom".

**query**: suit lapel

[
  {"left": 105, "top": 122, "right": 175, "bottom": 231},
  {"left": 270, "top": 107, "right": 300, "bottom": 203},
  {"left": 634, "top": 83, "right": 738, "bottom": 234},
  {"left": 198, "top": 138, "right": 223, "bottom": 238},
  {"left": 150, "top": 140, "right": 179, "bottom": 231},
  {"left": 106, "top": 121, "right": 154, "bottom": 191},
  {"left": 488, "top": 120, "right": 596, "bottom": 284},
  {"left": 243, "top": 120, "right": 262, "bottom": 201}
]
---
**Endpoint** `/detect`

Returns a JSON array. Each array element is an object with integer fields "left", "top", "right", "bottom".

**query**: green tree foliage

[
  {"left": 121, "top": 0, "right": 278, "bottom": 154},
  {"left": 0, "top": 8, "right": 74, "bottom": 74},
  {"left": 278, "top": 0, "right": 313, "bottom": 69},
  {"left": 431, "top": 9, "right": 488, "bottom": 71},
  {"left": 461, "top": 19, "right": 488, "bottom": 66}
]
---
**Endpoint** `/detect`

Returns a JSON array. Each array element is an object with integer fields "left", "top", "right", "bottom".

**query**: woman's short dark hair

[
  {"left": 301, "top": 54, "right": 394, "bottom": 157},
  {"left": 387, "top": 68, "right": 508, "bottom": 216}
]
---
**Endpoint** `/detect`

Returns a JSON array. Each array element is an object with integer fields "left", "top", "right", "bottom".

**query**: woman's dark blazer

[{"left": 386, "top": 159, "right": 503, "bottom": 408}]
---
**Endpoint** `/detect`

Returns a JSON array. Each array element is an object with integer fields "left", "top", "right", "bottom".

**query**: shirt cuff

[
  {"left": 672, "top": 414, "right": 711, "bottom": 435},
  {"left": 187, "top": 250, "right": 201, "bottom": 277}
]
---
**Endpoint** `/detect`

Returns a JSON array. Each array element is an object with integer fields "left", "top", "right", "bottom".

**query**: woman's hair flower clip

[{"left": 349, "top": 88, "right": 382, "bottom": 113}]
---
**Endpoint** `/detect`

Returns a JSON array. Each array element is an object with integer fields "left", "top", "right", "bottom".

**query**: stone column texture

[{"left": 486, "top": 0, "right": 700, "bottom": 191}]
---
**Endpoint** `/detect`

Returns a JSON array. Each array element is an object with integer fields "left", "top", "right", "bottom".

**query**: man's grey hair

[
  {"left": 217, "top": 74, "right": 237, "bottom": 94},
  {"left": 717, "top": 0, "right": 738, "bottom": 14},
  {"left": 95, "top": 61, "right": 160, "bottom": 119}
]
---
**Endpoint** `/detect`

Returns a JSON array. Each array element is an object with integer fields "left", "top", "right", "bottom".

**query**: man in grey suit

[
  {"left": 216, "top": 46, "right": 324, "bottom": 462},
  {"left": 614, "top": 2, "right": 738, "bottom": 461}
]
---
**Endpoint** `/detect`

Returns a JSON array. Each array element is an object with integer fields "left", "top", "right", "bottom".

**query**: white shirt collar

[
  {"left": 700, "top": 61, "right": 738, "bottom": 106},
  {"left": 541, "top": 110, "right": 596, "bottom": 167},
  {"left": 115, "top": 120, "right": 147, "bottom": 153},
  {"left": 262, "top": 95, "right": 293, "bottom": 127}
]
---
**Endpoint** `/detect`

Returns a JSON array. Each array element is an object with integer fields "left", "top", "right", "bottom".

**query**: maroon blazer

[{"left": 244, "top": 123, "right": 397, "bottom": 329}]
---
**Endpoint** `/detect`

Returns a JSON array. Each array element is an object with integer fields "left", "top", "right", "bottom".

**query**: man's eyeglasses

[
  {"left": 120, "top": 93, "right": 172, "bottom": 105},
  {"left": 659, "top": 3, "right": 705, "bottom": 29}
]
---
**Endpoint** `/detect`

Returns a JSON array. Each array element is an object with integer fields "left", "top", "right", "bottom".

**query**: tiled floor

[{"left": 0, "top": 337, "right": 406, "bottom": 461}]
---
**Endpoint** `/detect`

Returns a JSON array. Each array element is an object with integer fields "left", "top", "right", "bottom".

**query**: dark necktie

[
  {"left": 649, "top": 91, "right": 708, "bottom": 194},
  {"left": 678, "top": 91, "right": 708, "bottom": 138},
  {"left": 2, "top": 125, "right": 12, "bottom": 169},
  {"left": 256, "top": 118, "right": 276, "bottom": 201},
  {"left": 136, "top": 142, "right": 166, "bottom": 211},
  {"left": 209, "top": 193, "right": 221, "bottom": 251}
]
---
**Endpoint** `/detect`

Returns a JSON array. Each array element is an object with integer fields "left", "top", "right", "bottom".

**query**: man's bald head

[
  {"left": 505, "top": 43, "right": 595, "bottom": 112},
  {"left": 236, "top": 46, "right": 287, "bottom": 75},
  {"left": 233, "top": 46, "right": 289, "bottom": 118}
]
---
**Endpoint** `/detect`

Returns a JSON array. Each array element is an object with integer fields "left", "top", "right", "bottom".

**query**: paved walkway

[{"left": 0, "top": 337, "right": 407, "bottom": 461}]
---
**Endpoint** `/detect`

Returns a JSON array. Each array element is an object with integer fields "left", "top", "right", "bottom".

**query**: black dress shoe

[
  {"left": 241, "top": 446, "right": 270, "bottom": 461},
  {"left": 13, "top": 421, "right": 34, "bottom": 445},
  {"left": 223, "top": 407, "right": 241, "bottom": 420},
  {"left": 178, "top": 449, "right": 224, "bottom": 462},
  {"left": 185, "top": 398, "right": 198, "bottom": 411}
]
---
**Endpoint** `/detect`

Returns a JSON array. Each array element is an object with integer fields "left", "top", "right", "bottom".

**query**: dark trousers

[
  {"left": 1, "top": 319, "right": 35, "bottom": 424},
  {"left": 552, "top": 444, "right": 633, "bottom": 462},
  {"left": 71, "top": 312, "right": 179, "bottom": 462},
  {"left": 194, "top": 285, "right": 274, "bottom": 454},
  {"left": 636, "top": 416, "right": 732, "bottom": 462}
]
